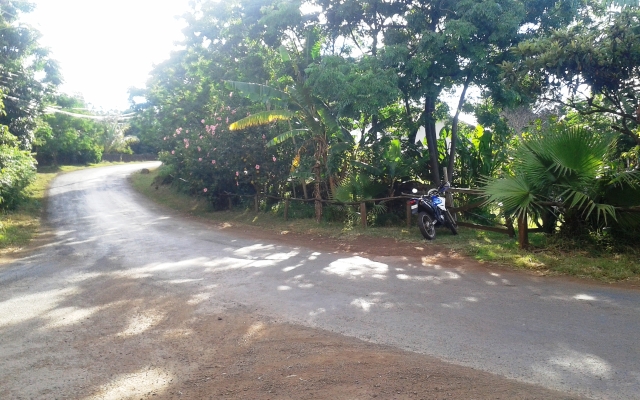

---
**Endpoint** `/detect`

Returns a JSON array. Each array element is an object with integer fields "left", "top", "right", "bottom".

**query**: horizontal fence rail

[{"left": 213, "top": 187, "right": 516, "bottom": 236}]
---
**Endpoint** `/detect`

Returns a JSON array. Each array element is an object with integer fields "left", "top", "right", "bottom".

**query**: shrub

[{"left": 0, "top": 143, "right": 37, "bottom": 210}]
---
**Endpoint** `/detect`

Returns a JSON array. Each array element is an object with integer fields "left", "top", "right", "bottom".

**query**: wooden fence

[{"left": 216, "top": 186, "right": 517, "bottom": 239}]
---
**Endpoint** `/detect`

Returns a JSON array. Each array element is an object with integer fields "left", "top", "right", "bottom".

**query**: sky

[{"left": 20, "top": 0, "right": 191, "bottom": 112}]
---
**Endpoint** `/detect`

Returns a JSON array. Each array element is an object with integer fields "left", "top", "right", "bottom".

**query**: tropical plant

[
  {"left": 226, "top": 35, "right": 356, "bottom": 222},
  {"left": 0, "top": 113, "right": 35, "bottom": 210},
  {"left": 481, "top": 125, "right": 640, "bottom": 247}
]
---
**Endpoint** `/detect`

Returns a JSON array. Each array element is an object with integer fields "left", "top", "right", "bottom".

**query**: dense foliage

[
  {"left": 34, "top": 95, "right": 104, "bottom": 165},
  {"left": 0, "top": 1, "right": 59, "bottom": 209},
  {"left": 130, "top": 0, "right": 639, "bottom": 244},
  {"left": 0, "top": 99, "right": 36, "bottom": 210}
]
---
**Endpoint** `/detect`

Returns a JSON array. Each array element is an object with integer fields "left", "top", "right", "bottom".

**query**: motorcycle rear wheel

[
  {"left": 444, "top": 210, "right": 458, "bottom": 235},
  {"left": 418, "top": 212, "right": 436, "bottom": 240}
]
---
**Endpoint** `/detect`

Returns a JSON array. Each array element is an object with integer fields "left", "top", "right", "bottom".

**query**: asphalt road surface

[{"left": 1, "top": 163, "right": 639, "bottom": 399}]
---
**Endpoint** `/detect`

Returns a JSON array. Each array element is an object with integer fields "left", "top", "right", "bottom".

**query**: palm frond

[
  {"left": 542, "top": 126, "right": 610, "bottom": 181},
  {"left": 229, "top": 110, "right": 295, "bottom": 131},
  {"left": 224, "top": 81, "right": 290, "bottom": 106},
  {"left": 278, "top": 45, "right": 291, "bottom": 62},
  {"left": 608, "top": 168, "right": 640, "bottom": 189},
  {"left": 481, "top": 175, "right": 537, "bottom": 218},
  {"left": 370, "top": 202, "right": 388, "bottom": 216},
  {"left": 351, "top": 160, "right": 382, "bottom": 176},
  {"left": 266, "top": 128, "right": 309, "bottom": 147},
  {"left": 560, "top": 187, "right": 617, "bottom": 223}
]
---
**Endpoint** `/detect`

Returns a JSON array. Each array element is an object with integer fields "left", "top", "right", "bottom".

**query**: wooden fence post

[
  {"left": 360, "top": 202, "right": 367, "bottom": 228},
  {"left": 518, "top": 212, "right": 529, "bottom": 249},
  {"left": 406, "top": 200, "right": 412, "bottom": 228},
  {"left": 284, "top": 199, "right": 289, "bottom": 221}
]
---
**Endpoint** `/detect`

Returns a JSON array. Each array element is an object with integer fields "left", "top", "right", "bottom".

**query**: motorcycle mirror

[{"left": 412, "top": 188, "right": 418, "bottom": 194}]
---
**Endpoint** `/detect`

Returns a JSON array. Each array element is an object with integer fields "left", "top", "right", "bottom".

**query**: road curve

[{"left": 2, "top": 163, "right": 640, "bottom": 399}]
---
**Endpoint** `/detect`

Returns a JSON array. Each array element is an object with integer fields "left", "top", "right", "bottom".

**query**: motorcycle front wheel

[
  {"left": 444, "top": 210, "right": 458, "bottom": 235},
  {"left": 418, "top": 211, "right": 436, "bottom": 240}
]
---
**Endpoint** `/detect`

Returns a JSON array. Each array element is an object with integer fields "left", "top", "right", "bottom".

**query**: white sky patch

[{"left": 20, "top": 0, "right": 191, "bottom": 111}]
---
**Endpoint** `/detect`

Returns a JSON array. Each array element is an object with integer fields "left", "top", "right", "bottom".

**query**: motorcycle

[{"left": 409, "top": 181, "right": 458, "bottom": 240}]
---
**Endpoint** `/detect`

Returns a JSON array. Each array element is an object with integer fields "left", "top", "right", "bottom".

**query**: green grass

[
  {"left": 0, "top": 163, "right": 128, "bottom": 257},
  {"left": 130, "top": 167, "right": 639, "bottom": 283}
]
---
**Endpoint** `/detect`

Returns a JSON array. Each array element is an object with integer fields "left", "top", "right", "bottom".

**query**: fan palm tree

[{"left": 481, "top": 125, "right": 640, "bottom": 248}]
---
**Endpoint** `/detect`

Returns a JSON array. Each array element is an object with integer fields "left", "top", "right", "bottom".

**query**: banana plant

[{"left": 226, "top": 43, "right": 354, "bottom": 222}]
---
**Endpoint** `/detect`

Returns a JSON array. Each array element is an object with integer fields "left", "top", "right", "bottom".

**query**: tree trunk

[
  {"left": 447, "top": 76, "right": 471, "bottom": 183},
  {"left": 518, "top": 212, "right": 529, "bottom": 249},
  {"left": 313, "top": 140, "right": 323, "bottom": 223},
  {"left": 424, "top": 96, "right": 440, "bottom": 185},
  {"left": 314, "top": 180, "right": 322, "bottom": 223}
]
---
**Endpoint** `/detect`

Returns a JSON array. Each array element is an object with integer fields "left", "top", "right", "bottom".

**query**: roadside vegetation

[
  {"left": 123, "top": 1, "right": 639, "bottom": 282},
  {"left": 132, "top": 168, "right": 640, "bottom": 283},
  {"left": 1, "top": 1, "right": 639, "bottom": 281}
]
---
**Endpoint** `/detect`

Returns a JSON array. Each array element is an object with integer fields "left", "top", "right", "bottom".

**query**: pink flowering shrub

[{"left": 156, "top": 96, "right": 294, "bottom": 209}]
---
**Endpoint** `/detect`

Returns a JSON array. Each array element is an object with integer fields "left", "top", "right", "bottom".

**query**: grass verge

[{"left": 132, "top": 167, "right": 639, "bottom": 283}]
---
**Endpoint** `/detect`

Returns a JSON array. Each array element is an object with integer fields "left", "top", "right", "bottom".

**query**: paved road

[{"left": 2, "top": 163, "right": 639, "bottom": 399}]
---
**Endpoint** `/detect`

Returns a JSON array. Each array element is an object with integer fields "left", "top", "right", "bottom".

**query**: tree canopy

[{"left": 129, "top": 0, "right": 640, "bottom": 240}]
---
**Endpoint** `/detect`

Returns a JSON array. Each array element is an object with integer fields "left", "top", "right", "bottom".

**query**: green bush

[
  {"left": 271, "top": 200, "right": 316, "bottom": 220},
  {"left": 0, "top": 143, "right": 37, "bottom": 210}
]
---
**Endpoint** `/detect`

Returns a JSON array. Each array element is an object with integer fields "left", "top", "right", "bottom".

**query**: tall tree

[
  {"left": 0, "top": 0, "right": 61, "bottom": 149},
  {"left": 502, "top": 4, "right": 640, "bottom": 148}
]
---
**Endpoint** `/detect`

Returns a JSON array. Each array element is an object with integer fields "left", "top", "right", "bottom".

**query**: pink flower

[
  {"left": 212, "top": 160, "right": 216, "bottom": 164},
  {"left": 164, "top": 137, "right": 167, "bottom": 140},
  {"left": 262, "top": 134, "right": 266, "bottom": 139},
  {"left": 236, "top": 171, "right": 239, "bottom": 176},
  {"left": 255, "top": 164, "right": 260, "bottom": 170},
  {"left": 199, "top": 158, "right": 202, "bottom": 161},
  {"left": 226, "top": 117, "right": 229, "bottom": 123},
  {"left": 217, "top": 117, "right": 222, "bottom": 121},
  {"left": 171, "top": 150, "right": 175, "bottom": 154},
  {"left": 229, "top": 92, "right": 233, "bottom": 97},
  {"left": 231, "top": 109, "right": 236, "bottom": 114},
  {"left": 272, "top": 156, "right": 276, "bottom": 162},
  {"left": 201, "top": 119, "right": 205, "bottom": 124},
  {"left": 186, "top": 130, "right": 189, "bottom": 133},
  {"left": 197, "top": 146, "right": 201, "bottom": 152},
  {"left": 199, "top": 135, "right": 203, "bottom": 139},
  {"left": 203, "top": 188, "right": 208, "bottom": 193}
]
